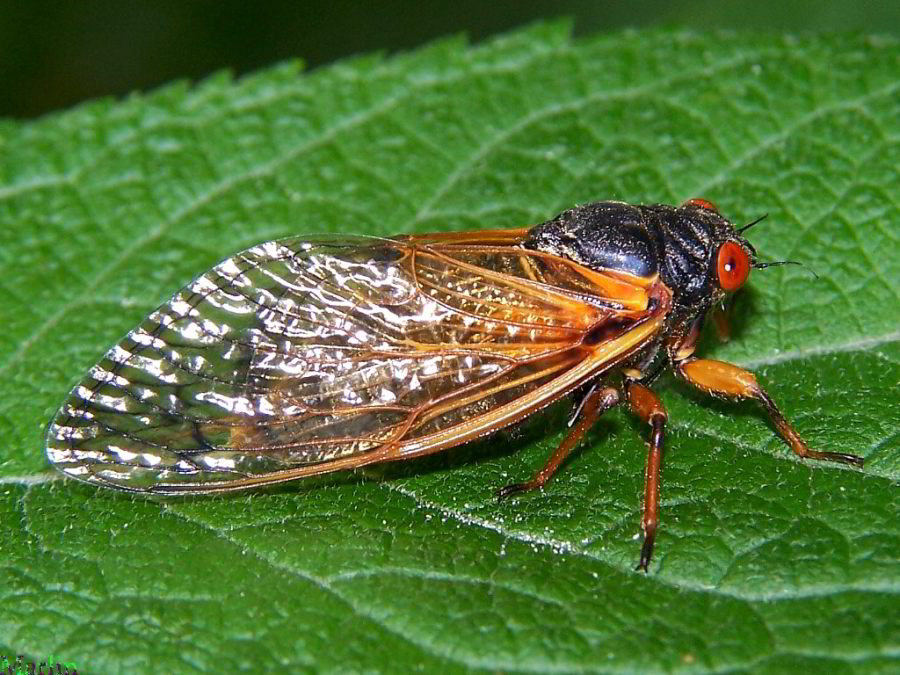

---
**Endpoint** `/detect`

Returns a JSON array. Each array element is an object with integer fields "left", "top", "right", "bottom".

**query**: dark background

[{"left": 2, "top": 0, "right": 897, "bottom": 119}]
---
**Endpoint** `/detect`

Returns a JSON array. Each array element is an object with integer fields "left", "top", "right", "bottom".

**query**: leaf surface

[{"left": 1, "top": 25, "right": 897, "bottom": 674}]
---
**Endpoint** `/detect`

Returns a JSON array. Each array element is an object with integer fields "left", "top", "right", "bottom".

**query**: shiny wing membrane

[{"left": 47, "top": 232, "right": 666, "bottom": 493}]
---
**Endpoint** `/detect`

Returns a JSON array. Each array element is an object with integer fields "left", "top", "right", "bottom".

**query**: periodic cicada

[{"left": 46, "top": 199, "right": 863, "bottom": 570}]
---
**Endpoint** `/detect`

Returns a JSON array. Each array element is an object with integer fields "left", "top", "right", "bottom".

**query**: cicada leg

[
  {"left": 624, "top": 380, "right": 668, "bottom": 572},
  {"left": 496, "top": 384, "right": 620, "bottom": 499},
  {"left": 710, "top": 304, "right": 731, "bottom": 342},
  {"left": 676, "top": 358, "right": 864, "bottom": 467}
]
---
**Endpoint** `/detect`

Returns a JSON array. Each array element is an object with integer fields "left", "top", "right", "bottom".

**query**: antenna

[
  {"left": 752, "top": 260, "right": 819, "bottom": 280},
  {"left": 738, "top": 214, "right": 768, "bottom": 234}
]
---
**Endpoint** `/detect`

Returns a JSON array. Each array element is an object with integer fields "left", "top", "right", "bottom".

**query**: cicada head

[{"left": 666, "top": 197, "right": 756, "bottom": 309}]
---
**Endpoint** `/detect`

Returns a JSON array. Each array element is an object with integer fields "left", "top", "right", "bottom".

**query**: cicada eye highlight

[
  {"left": 716, "top": 240, "right": 750, "bottom": 291},
  {"left": 683, "top": 197, "right": 719, "bottom": 213}
]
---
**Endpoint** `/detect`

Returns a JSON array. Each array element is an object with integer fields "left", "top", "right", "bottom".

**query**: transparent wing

[{"left": 46, "top": 234, "right": 664, "bottom": 493}]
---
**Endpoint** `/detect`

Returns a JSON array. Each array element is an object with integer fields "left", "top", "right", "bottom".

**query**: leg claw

[
  {"left": 635, "top": 531, "right": 655, "bottom": 573},
  {"left": 495, "top": 481, "right": 538, "bottom": 501}
]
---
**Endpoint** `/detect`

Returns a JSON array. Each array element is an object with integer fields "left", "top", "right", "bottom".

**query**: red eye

[
  {"left": 683, "top": 197, "right": 719, "bottom": 213},
  {"left": 717, "top": 241, "right": 750, "bottom": 291}
]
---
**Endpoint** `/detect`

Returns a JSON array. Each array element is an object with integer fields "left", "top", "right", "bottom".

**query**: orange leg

[
  {"left": 677, "top": 358, "right": 863, "bottom": 467},
  {"left": 625, "top": 381, "right": 668, "bottom": 572},
  {"left": 497, "top": 385, "right": 620, "bottom": 499}
]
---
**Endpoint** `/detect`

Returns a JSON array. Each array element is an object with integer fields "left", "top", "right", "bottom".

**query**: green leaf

[{"left": 2, "top": 24, "right": 898, "bottom": 673}]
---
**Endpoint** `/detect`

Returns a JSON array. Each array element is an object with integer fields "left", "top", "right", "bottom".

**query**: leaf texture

[{"left": 0, "top": 24, "right": 897, "bottom": 674}]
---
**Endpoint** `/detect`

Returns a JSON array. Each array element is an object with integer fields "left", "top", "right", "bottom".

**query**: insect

[{"left": 46, "top": 199, "right": 863, "bottom": 570}]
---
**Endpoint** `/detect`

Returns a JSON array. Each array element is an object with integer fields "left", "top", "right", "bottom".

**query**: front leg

[{"left": 676, "top": 358, "right": 863, "bottom": 467}]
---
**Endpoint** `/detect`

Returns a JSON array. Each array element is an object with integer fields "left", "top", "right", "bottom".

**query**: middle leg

[{"left": 625, "top": 379, "right": 668, "bottom": 572}]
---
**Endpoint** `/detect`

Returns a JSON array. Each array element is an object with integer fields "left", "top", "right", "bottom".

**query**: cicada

[{"left": 46, "top": 199, "right": 863, "bottom": 570}]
